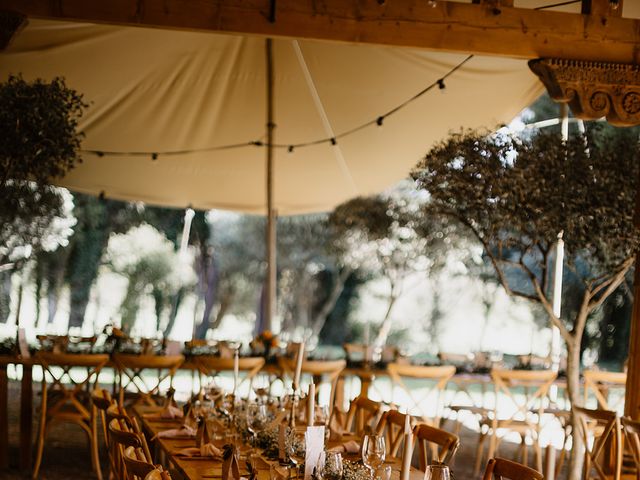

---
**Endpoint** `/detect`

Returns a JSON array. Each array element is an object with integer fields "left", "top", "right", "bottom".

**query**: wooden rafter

[{"left": 0, "top": 0, "right": 638, "bottom": 63}]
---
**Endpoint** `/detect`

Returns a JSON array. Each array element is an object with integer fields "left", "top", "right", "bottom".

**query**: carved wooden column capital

[{"left": 529, "top": 58, "right": 640, "bottom": 126}]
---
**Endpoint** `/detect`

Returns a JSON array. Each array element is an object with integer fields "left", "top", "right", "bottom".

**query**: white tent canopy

[{"left": 1, "top": 19, "right": 542, "bottom": 214}]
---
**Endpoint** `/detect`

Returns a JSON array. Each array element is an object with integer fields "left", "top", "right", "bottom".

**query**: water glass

[
  {"left": 323, "top": 452, "right": 344, "bottom": 480},
  {"left": 362, "top": 434, "right": 386, "bottom": 477},
  {"left": 424, "top": 464, "right": 450, "bottom": 480}
]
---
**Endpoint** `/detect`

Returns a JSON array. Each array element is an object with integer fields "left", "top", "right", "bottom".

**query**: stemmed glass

[
  {"left": 362, "top": 434, "right": 386, "bottom": 479},
  {"left": 286, "top": 428, "right": 306, "bottom": 480},
  {"left": 424, "top": 465, "right": 450, "bottom": 480},
  {"left": 247, "top": 403, "right": 268, "bottom": 448},
  {"left": 323, "top": 452, "right": 344, "bottom": 480}
]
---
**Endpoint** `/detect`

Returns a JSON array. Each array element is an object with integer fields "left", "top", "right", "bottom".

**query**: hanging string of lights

[
  {"left": 83, "top": 0, "right": 571, "bottom": 162},
  {"left": 83, "top": 54, "right": 474, "bottom": 161}
]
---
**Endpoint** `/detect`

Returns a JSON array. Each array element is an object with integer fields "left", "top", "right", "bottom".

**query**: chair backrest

[
  {"left": 109, "top": 418, "right": 143, "bottom": 449},
  {"left": 344, "top": 396, "right": 384, "bottom": 436},
  {"left": 36, "top": 352, "right": 110, "bottom": 422},
  {"left": 482, "top": 457, "right": 544, "bottom": 480},
  {"left": 144, "top": 468, "right": 172, "bottom": 480},
  {"left": 621, "top": 417, "right": 640, "bottom": 474},
  {"left": 413, "top": 423, "right": 460, "bottom": 469},
  {"left": 573, "top": 406, "right": 622, "bottom": 480},
  {"left": 123, "top": 446, "right": 156, "bottom": 480},
  {"left": 113, "top": 353, "right": 184, "bottom": 406},
  {"left": 375, "top": 409, "right": 412, "bottom": 458},
  {"left": 113, "top": 353, "right": 185, "bottom": 370},
  {"left": 583, "top": 370, "right": 627, "bottom": 412},
  {"left": 279, "top": 358, "right": 346, "bottom": 409},
  {"left": 386, "top": 364, "right": 456, "bottom": 425},
  {"left": 196, "top": 356, "right": 265, "bottom": 378},
  {"left": 489, "top": 369, "right": 557, "bottom": 425}
]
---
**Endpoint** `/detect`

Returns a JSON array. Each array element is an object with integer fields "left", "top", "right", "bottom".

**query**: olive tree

[
  {"left": 329, "top": 186, "right": 459, "bottom": 346},
  {"left": 412, "top": 127, "right": 640, "bottom": 478},
  {"left": 0, "top": 75, "right": 85, "bottom": 267}
]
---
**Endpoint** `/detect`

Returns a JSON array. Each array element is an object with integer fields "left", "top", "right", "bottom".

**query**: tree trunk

[
  {"left": 197, "top": 254, "right": 219, "bottom": 336},
  {"left": 163, "top": 288, "right": 184, "bottom": 337},
  {"left": 374, "top": 278, "right": 398, "bottom": 346},
  {"left": 0, "top": 268, "right": 13, "bottom": 324},
  {"left": 310, "top": 268, "right": 352, "bottom": 339},
  {"left": 566, "top": 339, "right": 584, "bottom": 480}
]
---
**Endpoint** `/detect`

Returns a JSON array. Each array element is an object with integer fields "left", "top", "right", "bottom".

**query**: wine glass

[
  {"left": 253, "top": 375, "right": 271, "bottom": 404},
  {"left": 323, "top": 452, "right": 344, "bottom": 480},
  {"left": 247, "top": 403, "right": 268, "bottom": 447},
  {"left": 424, "top": 465, "right": 450, "bottom": 480},
  {"left": 286, "top": 428, "right": 306, "bottom": 480},
  {"left": 362, "top": 434, "right": 386, "bottom": 478}
]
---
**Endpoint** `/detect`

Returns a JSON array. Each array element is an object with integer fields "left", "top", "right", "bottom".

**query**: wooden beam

[
  {"left": 1, "top": 0, "right": 640, "bottom": 63},
  {"left": 625, "top": 166, "right": 640, "bottom": 420},
  {"left": 0, "top": 10, "right": 27, "bottom": 50}
]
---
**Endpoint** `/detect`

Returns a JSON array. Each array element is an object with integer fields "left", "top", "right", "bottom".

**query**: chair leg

[
  {"left": 474, "top": 430, "right": 488, "bottom": 475},
  {"left": 91, "top": 407, "right": 103, "bottom": 480},
  {"left": 32, "top": 382, "right": 47, "bottom": 479}
]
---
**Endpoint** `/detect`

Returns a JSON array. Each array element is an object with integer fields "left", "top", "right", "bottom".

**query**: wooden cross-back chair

[
  {"left": 123, "top": 446, "right": 157, "bottom": 480},
  {"left": 375, "top": 409, "right": 413, "bottom": 459},
  {"left": 574, "top": 406, "right": 622, "bottom": 480},
  {"left": 279, "top": 358, "right": 346, "bottom": 411},
  {"left": 386, "top": 363, "right": 456, "bottom": 426},
  {"left": 92, "top": 388, "right": 120, "bottom": 478},
  {"left": 414, "top": 423, "right": 460, "bottom": 470},
  {"left": 343, "top": 395, "right": 384, "bottom": 436},
  {"left": 621, "top": 417, "right": 640, "bottom": 477},
  {"left": 482, "top": 458, "right": 544, "bottom": 480},
  {"left": 583, "top": 371, "right": 627, "bottom": 413},
  {"left": 195, "top": 356, "right": 265, "bottom": 394},
  {"left": 113, "top": 353, "right": 184, "bottom": 406},
  {"left": 475, "top": 369, "right": 557, "bottom": 475},
  {"left": 33, "top": 352, "right": 110, "bottom": 480},
  {"left": 109, "top": 415, "right": 154, "bottom": 480}
]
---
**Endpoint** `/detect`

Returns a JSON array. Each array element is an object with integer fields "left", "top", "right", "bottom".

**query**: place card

[{"left": 304, "top": 426, "right": 325, "bottom": 480}]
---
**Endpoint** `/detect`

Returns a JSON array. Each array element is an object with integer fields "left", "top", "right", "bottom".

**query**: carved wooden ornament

[{"left": 529, "top": 58, "right": 640, "bottom": 127}]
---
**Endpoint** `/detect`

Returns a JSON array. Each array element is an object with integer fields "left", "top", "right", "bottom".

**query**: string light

[{"left": 78, "top": 1, "right": 567, "bottom": 161}]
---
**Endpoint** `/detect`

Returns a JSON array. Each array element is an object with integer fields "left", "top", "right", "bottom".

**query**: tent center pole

[{"left": 265, "top": 37, "right": 276, "bottom": 333}]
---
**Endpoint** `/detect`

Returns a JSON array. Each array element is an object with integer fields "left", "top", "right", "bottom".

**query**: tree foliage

[
  {"left": 413, "top": 128, "right": 640, "bottom": 308},
  {"left": 0, "top": 75, "right": 86, "bottom": 265},
  {"left": 329, "top": 185, "right": 462, "bottom": 345},
  {"left": 412, "top": 126, "right": 640, "bottom": 480}
]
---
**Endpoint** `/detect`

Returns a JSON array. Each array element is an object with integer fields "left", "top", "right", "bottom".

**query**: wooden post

[
  {"left": 0, "top": 361, "right": 8, "bottom": 469},
  {"left": 265, "top": 38, "right": 276, "bottom": 333},
  {"left": 624, "top": 167, "right": 640, "bottom": 419},
  {"left": 20, "top": 362, "right": 32, "bottom": 471}
]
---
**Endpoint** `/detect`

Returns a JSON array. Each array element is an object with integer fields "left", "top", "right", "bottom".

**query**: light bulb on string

[
  {"left": 437, "top": 79, "right": 446, "bottom": 93},
  {"left": 288, "top": 145, "right": 295, "bottom": 153},
  {"left": 376, "top": 116, "right": 384, "bottom": 128},
  {"left": 427, "top": 0, "right": 437, "bottom": 7}
]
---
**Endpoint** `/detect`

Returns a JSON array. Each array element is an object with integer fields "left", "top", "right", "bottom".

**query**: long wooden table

[
  {"left": 0, "top": 354, "right": 576, "bottom": 475},
  {"left": 133, "top": 405, "right": 425, "bottom": 480}
]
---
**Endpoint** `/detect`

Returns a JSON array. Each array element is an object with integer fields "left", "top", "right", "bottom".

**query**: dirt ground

[{"left": 0, "top": 380, "right": 566, "bottom": 480}]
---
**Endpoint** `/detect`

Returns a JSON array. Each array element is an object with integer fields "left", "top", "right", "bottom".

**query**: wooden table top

[{"left": 133, "top": 405, "right": 426, "bottom": 480}]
